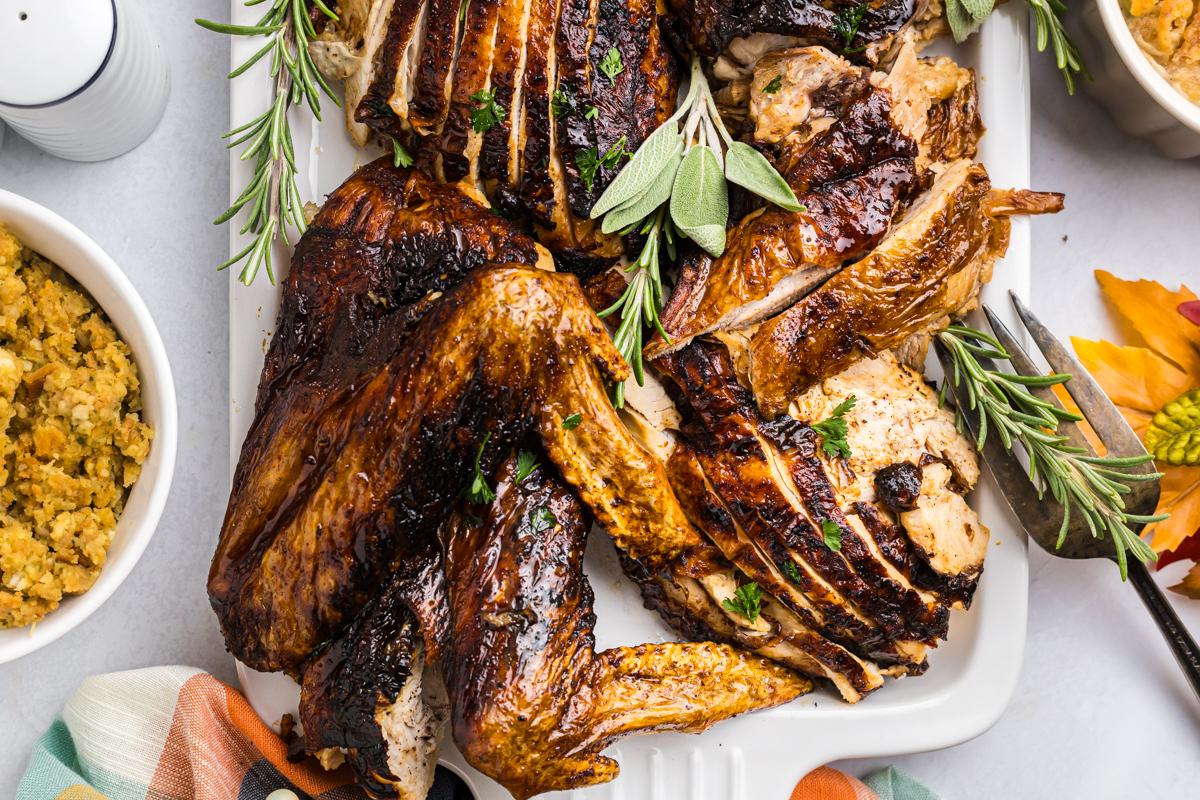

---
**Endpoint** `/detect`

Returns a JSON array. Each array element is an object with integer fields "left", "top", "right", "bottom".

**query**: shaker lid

[{"left": 0, "top": 0, "right": 117, "bottom": 107}]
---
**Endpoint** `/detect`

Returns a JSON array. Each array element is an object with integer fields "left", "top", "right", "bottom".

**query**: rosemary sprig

[
  {"left": 1028, "top": 0, "right": 1090, "bottom": 93},
  {"left": 197, "top": 0, "right": 340, "bottom": 286},
  {"left": 938, "top": 325, "right": 1165, "bottom": 579},
  {"left": 944, "top": 0, "right": 1088, "bottom": 92},
  {"left": 597, "top": 206, "right": 673, "bottom": 407}
]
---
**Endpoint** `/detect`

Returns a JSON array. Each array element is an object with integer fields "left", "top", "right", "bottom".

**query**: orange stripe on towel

[
  {"left": 222, "top": 676, "right": 359, "bottom": 796},
  {"left": 143, "top": 672, "right": 357, "bottom": 800},
  {"left": 790, "top": 767, "right": 879, "bottom": 800}
]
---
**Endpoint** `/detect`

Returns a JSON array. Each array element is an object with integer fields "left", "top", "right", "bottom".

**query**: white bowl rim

[
  {"left": 0, "top": 188, "right": 178, "bottom": 663},
  {"left": 1095, "top": 0, "right": 1200, "bottom": 134}
]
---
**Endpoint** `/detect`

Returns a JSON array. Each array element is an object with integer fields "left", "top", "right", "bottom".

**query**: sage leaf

[
  {"left": 591, "top": 124, "right": 682, "bottom": 218},
  {"left": 670, "top": 145, "right": 728, "bottom": 256},
  {"left": 602, "top": 151, "right": 682, "bottom": 234},
  {"left": 724, "top": 142, "right": 804, "bottom": 213},
  {"left": 679, "top": 223, "right": 727, "bottom": 256},
  {"left": 958, "top": 0, "right": 995, "bottom": 22},
  {"left": 945, "top": 0, "right": 982, "bottom": 41}
]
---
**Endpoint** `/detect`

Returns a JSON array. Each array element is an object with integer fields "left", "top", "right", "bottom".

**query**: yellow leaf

[
  {"left": 1169, "top": 562, "right": 1200, "bottom": 599},
  {"left": 1096, "top": 271, "right": 1200, "bottom": 376},
  {"left": 1070, "top": 337, "right": 1192, "bottom": 414},
  {"left": 1147, "top": 468, "right": 1200, "bottom": 553}
]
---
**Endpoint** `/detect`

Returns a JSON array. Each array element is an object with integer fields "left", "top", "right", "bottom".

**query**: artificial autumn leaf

[
  {"left": 1068, "top": 337, "right": 1192, "bottom": 414},
  {"left": 1170, "top": 563, "right": 1200, "bottom": 600},
  {"left": 1095, "top": 271, "right": 1200, "bottom": 376},
  {"left": 1070, "top": 272, "right": 1200, "bottom": 588}
]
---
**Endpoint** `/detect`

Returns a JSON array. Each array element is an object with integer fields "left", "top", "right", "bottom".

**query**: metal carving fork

[{"left": 933, "top": 292, "right": 1200, "bottom": 702}]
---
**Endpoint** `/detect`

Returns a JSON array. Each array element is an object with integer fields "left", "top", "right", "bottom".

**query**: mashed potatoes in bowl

[{"left": 0, "top": 225, "right": 153, "bottom": 628}]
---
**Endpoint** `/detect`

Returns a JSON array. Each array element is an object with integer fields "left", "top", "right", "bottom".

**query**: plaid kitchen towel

[{"left": 18, "top": 666, "right": 939, "bottom": 800}]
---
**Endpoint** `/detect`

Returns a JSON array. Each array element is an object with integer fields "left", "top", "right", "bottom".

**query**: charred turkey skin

[
  {"left": 671, "top": 0, "right": 918, "bottom": 59},
  {"left": 442, "top": 453, "right": 810, "bottom": 799},
  {"left": 210, "top": 160, "right": 696, "bottom": 673}
]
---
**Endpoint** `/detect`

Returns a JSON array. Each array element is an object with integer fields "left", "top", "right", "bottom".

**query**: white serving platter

[{"left": 229, "top": 5, "right": 1033, "bottom": 797}]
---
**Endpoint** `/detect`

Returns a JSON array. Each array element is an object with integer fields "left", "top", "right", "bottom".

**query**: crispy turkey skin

[
  {"left": 441, "top": 453, "right": 810, "bottom": 799},
  {"left": 210, "top": 160, "right": 696, "bottom": 673}
]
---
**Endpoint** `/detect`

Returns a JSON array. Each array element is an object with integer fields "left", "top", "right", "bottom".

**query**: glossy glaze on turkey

[
  {"left": 209, "top": 160, "right": 697, "bottom": 673},
  {"left": 441, "top": 452, "right": 808, "bottom": 798}
]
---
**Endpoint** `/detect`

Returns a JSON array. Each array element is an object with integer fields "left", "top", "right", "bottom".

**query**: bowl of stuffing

[
  {"left": 1070, "top": 0, "right": 1200, "bottom": 157},
  {"left": 0, "top": 189, "right": 176, "bottom": 662}
]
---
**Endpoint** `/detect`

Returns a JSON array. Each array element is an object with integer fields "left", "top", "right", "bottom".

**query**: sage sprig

[
  {"left": 938, "top": 325, "right": 1164, "bottom": 579},
  {"left": 591, "top": 55, "right": 804, "bottom": 256},
  {"left": 197, "top": 0, "right": 340, "bottom": 285},
  {"left": 589, "top": 56, "right": 804, "bottom": 404}
]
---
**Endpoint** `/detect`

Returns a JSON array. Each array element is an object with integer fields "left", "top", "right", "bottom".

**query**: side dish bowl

[
  {"left": 1070, "top": 0, "right": 1200, "bottom": 158},
  {"left": 0, "top": 189, "right": 177, "bottom": 663}
]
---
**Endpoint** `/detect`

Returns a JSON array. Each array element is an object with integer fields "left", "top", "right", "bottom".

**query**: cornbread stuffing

[
  {"left": 0, "top": 225, "right": 153, "bottom": 628},
  {"left": 1124, "top": 0, "right": 1200, "bottom": 104}
]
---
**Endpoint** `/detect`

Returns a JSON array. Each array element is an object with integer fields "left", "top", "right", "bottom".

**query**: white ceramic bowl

[
  {"left": 0, "top": 189, "right": 177, "bottom": 663},
  {"left": 1069, "top": 0, "right": 1200, "bottom": 158}
]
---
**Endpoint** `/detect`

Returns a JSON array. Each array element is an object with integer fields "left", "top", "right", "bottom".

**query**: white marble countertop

[{"left": 0, "top": 2, "right": 1198, "bottom": 797}]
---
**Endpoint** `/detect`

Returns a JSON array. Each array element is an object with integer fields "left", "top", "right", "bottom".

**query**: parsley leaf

[
  {"left": 551, "top": 87, "right": 577, "bottom": 118},
  {"left": 562, "top": 413, "right": 582, "bottom": 429},
  {"left": 575, "top": 136, "right": 631, "bottom": 192},
  {"left": 390, "top": 137, "right": 414, "bottom": 168},
  {"left": 811, "top": 394, "right": 857, "bottom": 459},
  {"left": 599, "top": 47, "right": 624, "bottom": 84},
  {"left": 461, "top": 433, "right": 496, "bottom": 505},
  {"left": 781, "top": 560, "right": 803, "bottom": 584},
  {"left": 464, "top": 510, "right": 484, "bottom": 527},
  {"left": 764, "top": 75, "right": 783, "bottom": 94},
  {"left": 721, "top": 582, "right": 763, "bottom": 623},
  {"left": 469, "top": 89, "right": 506, "bottom": 134},
  {"left": 366, "top": 98, "right": 397, "bottom": 117},
  {"left": 821, "top": 519, "right": 843, "bottom": 552},
  {"left": 584, "top": 106, "right": 599, "bottom": 120},
  {"left": 530, "top": 507, "right": 557, "bottom": 533},
  {"left": 534, "top": 155, "right": 549, "bottom": 171},
  {"left": 832, "top": 3, "right": 869, "bottom": 50},
  {"left": 459, "top": 0, "right": 468, "bottom": 23},
  {"left": 515, "top": 450, "right": 538, "bottom": 483}
]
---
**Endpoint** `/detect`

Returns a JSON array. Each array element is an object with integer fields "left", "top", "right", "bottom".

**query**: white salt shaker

[{"left": 0, "top": 0, "right": 170, "bottom": 162}]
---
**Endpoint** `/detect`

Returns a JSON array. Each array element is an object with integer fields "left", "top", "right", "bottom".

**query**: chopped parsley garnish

[
  {"left": 390, "top": 136, "right": 414, "bottom": 168},
  {"left": 599, "top": 47, "right": 624, "bottom": 84},
  {"left": 367, "top": 98, "right": 397, "bottom": 117},
  {"left": 575, "top": 136, "right": 631, "bottom": 192},
  {"left": 552, "top": 87, "right": 577, "bottom": 117},
  {"left": 821, "top": 519, "right": 844, "bottom": 552},
  {"left": 469, "top": 89, "right": 506, "bottom": 134},
  {"left": 584, "top": 106, "right": 599, "bottom": 120},
  {"left": 530, "top": 507, "right": 557, "bottom": 533},
  {"left": 534, "top": 155, "right": 549, "bottom": 171},
  {"left": 459, "top": 0, "right": 468, "bottom": 23},
  {"left": 781, "top": 560, "right": 803, "bottom": 584},
  {"left": 832, "top": 3, "right": 869, "bottom": 53},
  {"left": 562, "top": 413, "right": 583, "bottom": 429},
  {"left": 464, "top": 510, "right": 484, "bottom": 527},
  {"left": 721, "top": 582, "right": 763, "bottom": 623},
  {"left": 812, "top": 394, "right": 857, "bottom": 459},
  {"left": 763, "top": 75, "right": 783, "bottom": 94},
  {"left": 461, "top": 433, "right": 496, "bottom": 505},
  {"left": 515, "top": 450, "right": 538, "bottom": 483}
]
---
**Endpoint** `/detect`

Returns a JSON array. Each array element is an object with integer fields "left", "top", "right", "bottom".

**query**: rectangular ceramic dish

[{"left": 228, "top": 6, "right": 1033, "bottom": 797}]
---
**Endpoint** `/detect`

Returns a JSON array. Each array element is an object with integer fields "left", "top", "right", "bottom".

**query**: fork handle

[{"left": 1124, "top": 558, "right": 1200, "bottom": 703}]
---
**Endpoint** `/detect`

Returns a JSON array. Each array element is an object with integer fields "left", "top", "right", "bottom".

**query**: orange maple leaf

[{"left": 1070, "top": 272, "right": 1200, "bottom": 597}]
